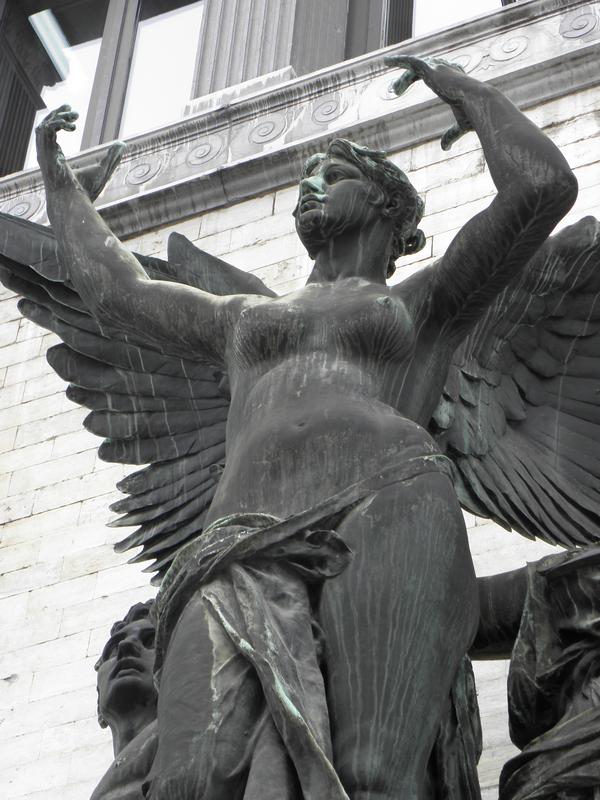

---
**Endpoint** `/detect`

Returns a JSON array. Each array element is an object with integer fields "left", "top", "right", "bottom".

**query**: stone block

[
  {"left": 0, "top": 685, "right": 93, "bottom": 741},
  {"left": 550, "top": 108, "right": 600, "bottom": 148},
  {"left": 0, "top": 558, "right": 64, "bottom": 599},
  {"left": 410, "top": 129, "right": 481, "bottom": 172},
  {"left": 14, "top": 408, "right": 85, "bottom": 449},
  {"left": 229, "top": 211, "right": 294, "bottom": 254},
  {"left": 22, "top": 371, "right": 66, "bottom": 403},
  {"left": 134, "top": 215, "right": 202, "bottom": 257},
  {"left": 61, "top": 585, "right": 156, "bottom": 640},
  {"left": 31, "top": 464, "right": 124, "bottom": 516},
  {"left": 0, "top": 338, "right": 42, "bottom": 370},
  {"left": 0, "top": 670, "right": 33, "bottom": 710},
  {"left": 27, "top": 573, "right": 97, "bottom": 615},
  {"left": 408, "top": 148, "right": 485, "bottom": 194},
  {"left": 60, "top": 542, "right": 124, "bottom": 581},
  {"left": 0, "top": 380, "right": 24, "bottom": 411},
  {"left": 424, "top": 169, "right": 496, "bottom": 217},
  {"left": 8, "top": 450, "right": 96, "bottom": 497},
  {"left": 272, "top": 184, "right": 298, "bottom": 216},
  {"left": 200, "top": 194, "right": 274, "bottom": 237},
  {"left": 30, "top": 656, "right": 96, "bottom": 703},
  {"left": 87, "top": 625, "right": 110, "bottom": 659},
  {"left": 4, "top": 355, "right": 51, "bottom": 386},
  {"left": 68, "top": 741, "right": 114, "bottom": 785},
  {"left": 78, "top": 492, "right": 118, "bottom": 527},
  {"left": 0, "top": 425, "right": 16, "bottom": 453},
  {"left": 0, "top": 440, "right": 54, "bottom": 476},
  {"left": 1, "top": 503, "right": 80, "bottom": 547},
  {"left": 37, "top": 521, "right": 108, "bottom": 564},
  {"left": 0, "top": 392, "right": 70, "bottom": 433},
  {"left": 0, "top": 297, "right": 20, "bottom": 324},
  {"left": 529, "top": 85, "right": 599, "bottom": 131},
  {"left": 225, "top": 232, "right": 304, "bottom": 272},
  {"left": 0, "top": 490, "right": 35, "bottom": 525},
  {"left": 15, "top": 317, "right": 45, "bottom": 343},
  {"left": 0, "top": 632, "right": 89, "bottom": 677},
  {"left": 50, "top": 428, "right": 97, "bottom": 459},
  {"left": 25, "top": 779, "right": 99, "bottom": 800},
  {"left": 39, "top": 715, "right": 107, "bottom": 758},
  {"left": 94, "top": 562, "right": 152, "bottom": 599},
  {"left": 0, "top": 731, "right": 42, "bottom": 770},
  {"left": 431, "top": 226, "right": 461, "bottom": 257},
  {"left": 4, "top": 751, "right": 71, "bottom": 798},
  {"left": 0, "top": 539, "right": 40, "bottom": 574},
  {"left": 0, "top": 320, "right": 19, "bottom": 347},
  {"left": 422, "top": 194, "right": 495, "bottom": 237},
  {"left": 2, "top": 608, "right": 63, "bottom": 654}
]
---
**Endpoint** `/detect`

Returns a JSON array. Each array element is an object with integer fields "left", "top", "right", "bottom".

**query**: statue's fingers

[
  {"left": 390, "top": 70, "right": 420, "bottom": 97},
  {"left": 384, "top": 54, "right": 430, "bottom": 75},
  {"left": 440, "top": 123, "right": 465, "bottom": 151}
]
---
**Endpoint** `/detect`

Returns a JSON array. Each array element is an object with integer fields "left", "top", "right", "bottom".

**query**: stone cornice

[{"left": 0, "top": 0, "right": 598, "bottom": 238}]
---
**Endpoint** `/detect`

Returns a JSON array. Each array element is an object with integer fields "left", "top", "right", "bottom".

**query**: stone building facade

[{"left": 0, "top": 0, "right": 599, "bottom": 796}]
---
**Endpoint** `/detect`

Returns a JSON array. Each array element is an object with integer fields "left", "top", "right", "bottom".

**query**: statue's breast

[{"left": 229, "top": 284, "right": 415, "bottom": 369}]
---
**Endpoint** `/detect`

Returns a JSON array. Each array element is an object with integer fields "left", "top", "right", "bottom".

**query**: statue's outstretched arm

[
  {"left": 387, "top": 57, "right": 578, "bottom": 339},
  {"left": 36, "top": 106, "right": 241, "bottom": 360}
]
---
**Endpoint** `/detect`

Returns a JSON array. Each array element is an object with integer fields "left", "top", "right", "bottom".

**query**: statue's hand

[
  {"left": 384, "top": 54, "right": 479, "bottom": 150},
  {"left": 36, "top": 105, "right": 79, "bottom": 140}
]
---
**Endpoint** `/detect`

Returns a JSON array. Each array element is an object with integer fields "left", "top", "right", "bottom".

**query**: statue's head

[
  {"left": 294, "top": 139, "right": 425, "bottom": 277},
  {"left": 95, "top": 600, "right": 157, "bottom": 736}
]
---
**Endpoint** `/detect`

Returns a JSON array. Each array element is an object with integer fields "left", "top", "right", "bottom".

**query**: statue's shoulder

[{"left": 90, "top": 721, "right": 158, "bottom": 800}]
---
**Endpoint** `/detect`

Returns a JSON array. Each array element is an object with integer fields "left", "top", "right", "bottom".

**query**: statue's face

[
  {"left": 97, "top": 617, "right": 157, "bottom": 724},
  {"left": 294, "top": 157, "right": 383, "bottom": 255}
]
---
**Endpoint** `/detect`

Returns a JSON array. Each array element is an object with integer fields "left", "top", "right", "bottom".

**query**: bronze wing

[
  {"left": 0, "top": 214, "right": 274, "bottom": 583},
  {"left": 431, "top": 216, "right": 600, "bottom": 546}
]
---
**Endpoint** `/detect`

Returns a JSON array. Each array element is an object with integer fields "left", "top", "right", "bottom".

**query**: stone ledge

[{"left": 0, "top": 0, "right": 596, "bottom": 239}]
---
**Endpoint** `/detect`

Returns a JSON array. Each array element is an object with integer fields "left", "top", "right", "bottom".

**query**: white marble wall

[{"left": 1, "top": 82, "right": 599, "bottom": 798}]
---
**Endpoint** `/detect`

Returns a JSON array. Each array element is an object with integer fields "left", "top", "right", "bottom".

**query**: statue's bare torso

[{"left": 209, "top": 277, "right": 444, "bottom": 522}]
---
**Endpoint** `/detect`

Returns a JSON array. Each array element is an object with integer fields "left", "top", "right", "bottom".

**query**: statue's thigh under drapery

[{"left": 318, "top": 472, "right": 480, "bottom": 798}]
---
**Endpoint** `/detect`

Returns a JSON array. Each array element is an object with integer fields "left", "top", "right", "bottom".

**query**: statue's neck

[
  {"left": 109, "top": 704, "right": 156, "bottom": 756},
  {"left": 307, "top": 220, "right": 392, "bottom": 285}
]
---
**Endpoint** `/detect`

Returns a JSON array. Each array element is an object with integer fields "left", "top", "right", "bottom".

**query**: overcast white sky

[{"left": 414, "top": 0, "right": 502, "bottom": 36}]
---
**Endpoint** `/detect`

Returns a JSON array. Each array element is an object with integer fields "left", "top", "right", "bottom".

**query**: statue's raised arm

[
  {"left": 387, "top": 56, "right": 578, "bottom": 341},
  {"left": 36, "top": 106, "right": 242, "bottom": 362}
]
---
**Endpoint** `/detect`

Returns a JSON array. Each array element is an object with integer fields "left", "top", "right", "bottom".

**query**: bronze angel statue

[{"left": 1, "top": 54, "right": 599, "bottom": 799}]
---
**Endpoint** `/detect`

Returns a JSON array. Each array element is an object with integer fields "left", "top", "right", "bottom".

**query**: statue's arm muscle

[
  {"left": 431, "top": 82, "right": 577, "bottom": 338},
  {"left": 36, "top": 108, "right": 239, "bottom": 359}
]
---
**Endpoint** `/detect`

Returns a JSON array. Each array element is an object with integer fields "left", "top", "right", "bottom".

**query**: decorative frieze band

[{"left": 0, "top": 0, "right": 597, "bottom": 239}]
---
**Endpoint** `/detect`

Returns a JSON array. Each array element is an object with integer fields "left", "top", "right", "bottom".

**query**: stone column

[{"left": 191, "top": 0, "right": 348, "bottom": 97}]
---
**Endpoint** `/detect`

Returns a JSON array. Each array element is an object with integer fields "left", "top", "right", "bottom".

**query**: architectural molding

[{"left": 0, "top": 0, "right": 597, "bottom": 238}]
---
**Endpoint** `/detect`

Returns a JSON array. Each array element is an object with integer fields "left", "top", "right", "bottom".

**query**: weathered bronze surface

[
  {"left": 91, "top": 601, "right": 157, "bottom": 799},
  {"left": 500, "top": 547, "right": 600, "bottom": 799},
  {"left": 3, "top": 55, "right": 600, "bottom": 798}
]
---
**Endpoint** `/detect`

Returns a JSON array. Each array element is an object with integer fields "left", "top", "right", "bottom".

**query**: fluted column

[{"left": 191, "top": 0, "right": 348, "bottom": 97}]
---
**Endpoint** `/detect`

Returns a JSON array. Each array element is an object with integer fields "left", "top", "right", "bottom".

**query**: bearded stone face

[{"left": 293, "top": 157, "right": 387, "bottom": 258}]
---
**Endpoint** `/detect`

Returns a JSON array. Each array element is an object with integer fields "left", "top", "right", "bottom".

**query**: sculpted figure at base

[
  {"left": 4, "top": 54, "right": 600, "bottom": 798},
  {"left": 500, "top": 546, "right": 600, "bottom": 800},
  {"left": 91, "top": 601, "right": 158, "bottom": 800}
]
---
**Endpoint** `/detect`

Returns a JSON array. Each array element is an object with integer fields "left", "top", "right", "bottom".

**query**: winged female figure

[{"left": 1, "top": 54, "right": 596, "bottom": 798}]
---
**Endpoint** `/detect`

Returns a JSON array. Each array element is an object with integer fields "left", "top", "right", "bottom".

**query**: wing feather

[
  {"left": 0, "top": 212, "right": 279, "bottom": 582},
  {"left": 434, "top": 217, "right": 600, "bottom": 546}
]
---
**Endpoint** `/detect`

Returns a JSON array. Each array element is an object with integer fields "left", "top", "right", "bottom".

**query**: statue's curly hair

[
  {"left": 301, "top": 139, "right": 426, "bottom": 277},
  {"left": 95, "top": 599, "right": 156, "bottom": 728}
]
